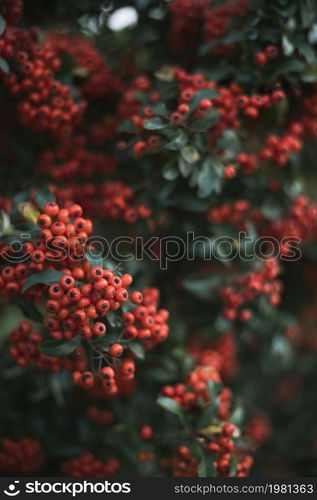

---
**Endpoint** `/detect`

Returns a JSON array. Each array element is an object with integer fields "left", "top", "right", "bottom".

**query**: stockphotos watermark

[
  {"left": 3, "top": 479, "right": 131, "bottom": 497},
  {"left": 3, "top": 231, "right": 302, "bottom": 270}
]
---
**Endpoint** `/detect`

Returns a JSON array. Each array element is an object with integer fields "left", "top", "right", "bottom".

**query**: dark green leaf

[
  {"left": 0, "top": 57, "right": 9, "bottom": 73},
  {"left": 152, "top": 103, "right": 168, "bottom": 117},
  {"left": 183, "top": 274, "right": 222, "bottom": 299},
  {"left": 181, "top": 145, "right": 200, "bottom": 164},
  {"left": 39, "top": 336, "right": 81, "bottom": 358},
  {"left": 199, "top": 158, "right": 223, "bottom": 197},
  {"left": 11, "top": 297, "right": 43, "bottom": 322},
  {"left": 217, "top": 129, "right": 240, "bottom": 158},
  {"left": 144, "top": 117, "right": 168, "bottom": 130},
  {"left": 106, "top": 311, "right": 122, "bottom": 328},
  {"left": 84, "top": 248, "right": 103, "bottom": 268},
  {"left": 35, "top": 187, "right": 55, "bottom": 210},
  {"left": 196, "top": 402, "right": 218, "bottom": 429},
  {"left": 162, "top": 162, "right": 179, "bottom": 181},
  {"left": 0, "top": 15, "right": 6, "bottom": 37},
  {"left": 11, "top": 191, "right": 30, "bottom": 220},
  {"left": 198, "top": 449, "right": 217, "bottom": 477},
  {"left": 308, "top": 24, "right": 317, "bottom": 44},
  {"left": 191, "top": 111, "right": 220, "bottom": 131},
  {"left": 164, "top": 130, "right": 188, "bottom": 151},
  {"left": 282, "top": 35, "right": 294, "bottom": 57},
  {"left": 157, "top": 396, "right": 188, "bottom": 427},
  {"left": 22, "top": 270, "right": 66, "bottom": 292},
  {"left": 117, "top": 120, "right": 135, "bottom": 133},
  {"left": 178, "top": 156, "right": 191, "bottom": 177},
  {"left": 129, "top": 342, "right": 145, "bottom": 359},
  {"left": 229, "top": 456, "right": 237, "bottom": 477}
]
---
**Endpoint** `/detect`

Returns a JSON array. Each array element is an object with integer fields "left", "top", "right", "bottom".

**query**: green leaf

[
  {"left": 229, "top": 456, "right": 237, "bottom": 477},
  {"left": 157, "top": 396, "right": 188, "bottom": 427},
  {"left": 39, "top": 336, "right": 81, "bottom": 358},
  {"left": 22, "top": 270, "right": 66, "bottom": 292},
  {"left": 164, "top": 130, "right": 188, "bottom": 151},
  {"left": 198, "top": 449, "right": 217, "bottom": 477},
  {"left": 129, "top": 342, "right": 145, "bottom": 359},
  {"left": 106, "top": 310, "right": 122, "bottom": 328},
  {"left": 197, "top": 158, "right": 223, "bottom": 198},
  {"left": 35, "top": 187, "right": 55, "bottom": 210},
  {"left": 183, "top": 274, "right": 222, "bottom": 299},
  {"left": 117, "top": 119, "right": 135, "bottom": 133},
  {"left": 0, "top": 57, "right": 9, "bottom": 73},
  {"left": 275, "top": 59, "right": 306, "bottom": 75},
  {"left": 230, "top": 404, "right": 245, "bottom": 426},
  {"left": 199, "top": 158, "right": 223, "bottom": 197},
  {"left": 144, "top": 117, "right": 168, "bottom": 130},
  {"left": 217, "top": 129, "right": 241, "bottom": 160},
  {"left": 297, "top": 42, "right": 316, "bottom": 65},
  {"left": 84, "top": 248, "right": 103, "bottom": 268},
  {"left": 162, "top": 161, "right": 179, "bottom": 181},
  {"left": 308, "top": 24, "right": 317, "bottom": 44},
  {"left": 196, "top": 402, "right": 218, "bottom": 429},
  {"left": 0, "top": 15, "right": 6, "bottom": 37},
  {"left": 282, "top": 35, "right": 294, "bottom": 56},
  {"left": 152, "top": 103, "right": 168, "bottom": 117},
  {"left": 191, "top": 111, "right": 220, "bottom": 131},
  {"left": 178, "top": 156, "right": 191, "bottom": 177},
  {"left": 181, "top": 145, "right": 200, "bottom": 164},
  {"left": 11, "top": 297, "right": 43, "bottom": 322},
  {"left": 189, "top": 89, "right": 219, "bottom": 112},
  {"left": 11, "top": 191, "right": 30, "bottom": 219}
]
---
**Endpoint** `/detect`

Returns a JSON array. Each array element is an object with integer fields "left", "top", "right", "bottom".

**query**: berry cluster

[
  {"left": 220, "top": 259, "right": 282, "bottom": 321},
  {"left": 86, "top": 406, "right": 114, "bottom": 426},
  {"left": 168, "top": 0, "right": 248, "bottom": 56},
  {"left": 47, "top": 33, "right": 121, "bottom": 100},
  {"left": 190, "top": 333, "right": 237, "bottom": 380},
  {"left": 2, "top": 0, "right": 23, "bottom": 27},
  {"left": 71, "top": 287, "right": 169, "bottom": 394},
  {"left": 45, "top": 266, "right": 133, "bottom": 341},
  {"left": 54, "top": 182, "right": 151, "bottom": 224},
  {"left": 37, "top": 140, "right": 117, "bottom": 181},
  {"left": 0, "top": 27, "right": 85, "bottom": 138},
  {"left": 259, "top": 128, "right": 303, "bottom": 167},
  {"left": 62, "top": 453, "right": 119, "bottom": 477},
  {"left": 162, "top": 365, "right": 231, "bottom": 420},
  {"left": 122, "top": 287, "right": 170, "bottom": 349},
  {"left": 8, "top": 321, "right": 87, "bottom": 372},
  {"left": 207, "top": 200, "right": 252, "bottom": 230},
  {"left": 0, "top": 438, "right": 45, "bottom": 474},
  {"left": 162, "top": 447, "right": 199, "bottom": 477}
]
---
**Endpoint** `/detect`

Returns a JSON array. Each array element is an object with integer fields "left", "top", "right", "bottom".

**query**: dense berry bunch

[
  {"left": 86, "top": 406, "right": 114, "bottom": 426},
  {"left": 168, "top": 0, "right": 248, "bottom": 55},
  {"left": 161, "top": 352, "right": 253, "bottom": 477},
  {"left": 62, "top": 453, "right": 119, "bottom": 477},
  {"left": 162, "top": 365, "right": 231, "bottom": 418},
  {"left": 37, "top": 140, "right": 117, "bottom": 181},
  {"left": 0, "top": 25, "right": 85, "bottom": 138},
  {"left": 8, "top": 321, "right": 87, "bottom": 372},
  {"left": 122, "top": 287, "right": 169, "bottom": 348},
  {"left": 47, "top": 33, "right": 121, "bottom": 100},
  {"left": 0, "top": 438, "right": 45, "bottom": 474},
  {"left": 53, "top": 182, "right": 151, "bottom": 223},
  {"left": 220, "top": 259, "right": 282, "bottom": 321}
]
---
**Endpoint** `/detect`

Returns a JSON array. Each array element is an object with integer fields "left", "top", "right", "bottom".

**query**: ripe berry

[
  {"left": 139, "top": 425, "right": 152, "bottom": 440},
  {"left": 109, "top": 343, "right": 123, "bottom": 357},
  {"left": 130, "top": 291, "right": 143, "bottom": 304},
  {"left": 44, "top": 202, "right": 59, "bottom": 217},
  {"left": 133, "top": 141, "right": 147, "bottom": 156},
  {"left": 92, "top": 322, "right": 107, "bottom": 336}
]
